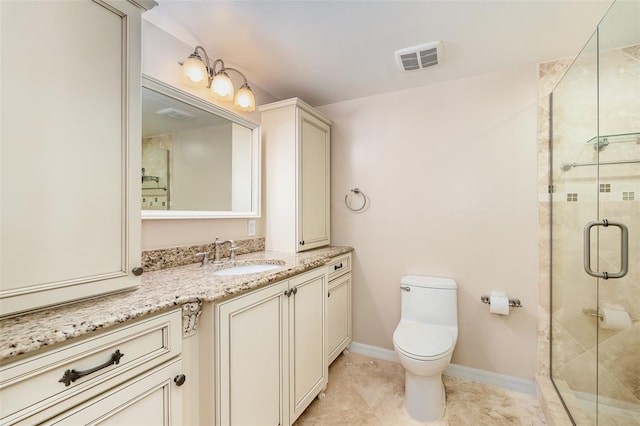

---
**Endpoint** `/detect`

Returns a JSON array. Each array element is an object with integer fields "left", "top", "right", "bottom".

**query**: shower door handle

[{"left": 583, "top": 220, "right": 629, "bottom": 279}]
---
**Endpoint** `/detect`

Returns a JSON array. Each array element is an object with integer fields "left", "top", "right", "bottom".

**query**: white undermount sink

[{"left": 212, "top": 263, "right": 281, "bottom": 276}]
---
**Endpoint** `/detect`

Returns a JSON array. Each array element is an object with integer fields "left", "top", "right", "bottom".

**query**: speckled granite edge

[
  {"left": 0, "top": 245, "right": 352, "bottom": 363},
  {"left": 141, "top": 237, "right": 265, "bottom": 271}
]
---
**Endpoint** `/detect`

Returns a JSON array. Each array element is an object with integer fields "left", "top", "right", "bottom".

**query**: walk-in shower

[{"left": 549, "top": 1, "right": 639, "bottom": 424}]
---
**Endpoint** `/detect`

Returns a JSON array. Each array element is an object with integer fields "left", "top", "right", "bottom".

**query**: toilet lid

[{"left": 394, "top": 321, "right": 454, "bottom": 359}]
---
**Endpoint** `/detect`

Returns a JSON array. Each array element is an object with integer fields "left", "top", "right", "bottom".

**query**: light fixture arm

[
  {"left": 211, "top": 59, "right": 251, "bottom": 89},
  {"left": 192, "top": 45, "right": 212, "bottom": 75},
  {"left": 194, "top": 46, "right": 210, "bottom": 67},
  {"left": 221, "top": 67, "right": 251, "bottom": 88}
]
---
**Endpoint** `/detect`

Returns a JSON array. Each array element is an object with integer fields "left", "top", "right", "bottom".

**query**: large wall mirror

[{"left": 141, "top": 75, "right": 260, "bottom": 219}]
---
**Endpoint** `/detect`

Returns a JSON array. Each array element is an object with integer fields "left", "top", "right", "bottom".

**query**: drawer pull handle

[
  {"left": 58, "top": 350, "right": 124, "bottom": 386},
  {"left": 174, "top": 374, "right": 187, "bottom": 386},
  {"left": 334, "top": 263, "right": 343, "bottom": 271}
]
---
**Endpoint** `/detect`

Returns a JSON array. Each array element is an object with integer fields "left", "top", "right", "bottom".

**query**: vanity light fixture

[{"left": 180, "top": 45, "right": 256, "bottom": 112}]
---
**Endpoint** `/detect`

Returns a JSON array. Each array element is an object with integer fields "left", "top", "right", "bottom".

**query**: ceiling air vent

[
  {"left": 395, "top": 41, "right": 444, "bottom": 72},
  {"left": 155, "top": 107, "right": 197, "bottom": 121}
]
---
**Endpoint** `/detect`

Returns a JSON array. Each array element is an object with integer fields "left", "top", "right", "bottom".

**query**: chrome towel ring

[{"left": 345, "top": 188, "right": 367, "bottom": 212}]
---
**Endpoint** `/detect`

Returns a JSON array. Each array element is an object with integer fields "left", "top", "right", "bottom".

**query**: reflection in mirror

[{"left": 141, "top": 76, "right": 260, "bottom": 219}]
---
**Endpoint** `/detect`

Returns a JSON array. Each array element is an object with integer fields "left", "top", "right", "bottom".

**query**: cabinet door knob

[
  {"left": 299, "top": 240, "right": 305, "bottom": 246},
  {"left": 327, "top": 291, "right": 331, "bottom": 298},
  {"left": 132, "top": 267, "right": 144, "bottom": 276},
  {"left": 174, "top": 374, "right": 186, "bottom": 386}
]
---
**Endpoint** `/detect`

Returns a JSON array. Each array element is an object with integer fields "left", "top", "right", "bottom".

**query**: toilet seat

[{"left": 393, "top": 320, "right": 454, "bottom": 361}]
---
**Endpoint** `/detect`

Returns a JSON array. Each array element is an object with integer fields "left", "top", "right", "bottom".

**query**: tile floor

[{"left": 295, "top": 352, "right": 547, "bottom": 425}]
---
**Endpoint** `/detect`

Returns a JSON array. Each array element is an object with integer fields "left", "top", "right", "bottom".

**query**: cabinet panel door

[
  {"left": 289, "top": 269, "right": 327, "bottom": 422},
  {"left": 0, "top": 0, "right": 142, "bottom": 316},
  {"left": 216, "top": 281, "right": 288, "bottom": 426},
  {"left": 297, "top": 110, "right": 330, "bottom": 251},
  {"left": 328, "top": 274, "right": 352, "bottom": 364},
  {"left": 44, "top": 358, "right": 183, "bottom": 426}
]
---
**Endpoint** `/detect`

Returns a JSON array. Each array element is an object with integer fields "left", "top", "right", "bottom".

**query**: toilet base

[{"left": 403, "top": 370, "right": 446, "bottom": 422}]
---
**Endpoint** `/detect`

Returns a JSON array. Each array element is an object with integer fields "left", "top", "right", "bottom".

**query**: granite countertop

[{"left": 0, "top": 246, "right": 352, "bottom": 363}]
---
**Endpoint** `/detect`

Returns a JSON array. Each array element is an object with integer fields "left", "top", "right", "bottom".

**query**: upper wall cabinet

[
  {"left": 0, "top": 0, "right": 153, "bottom": 317},
  {"left": 261, "top": 99, "right": 332, "bottom": 252}
]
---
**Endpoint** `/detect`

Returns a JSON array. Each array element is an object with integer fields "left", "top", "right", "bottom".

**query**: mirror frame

[{"left": 141, "top": 75, "right": 261, "bottom": 219}]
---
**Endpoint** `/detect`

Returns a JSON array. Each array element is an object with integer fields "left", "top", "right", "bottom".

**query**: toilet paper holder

[
  {"left": 583, "top": 307, "right": 636, "bottom": 321},
  {"left": 582, "top": 308, "right": 603, "bottom": 320},
  {"left": 480, "top": 295, "right": 522, "bottom": 308}
]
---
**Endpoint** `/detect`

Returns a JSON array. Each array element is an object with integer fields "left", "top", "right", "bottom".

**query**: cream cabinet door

[
  {"left": 297, "top": 110, "right": 331, "bottom": 251},
  {"left": 44, "top": 358, "right": 184, "bottom": 426},
  {"left": 289, "top": 268, "right": 328, "bottom": 423},
  {"left": 261, "top": 98, "right": 331, "bottom": 253},
  {"left": 0, "top": 0, "right": 143, "bottom": 316},
  {"left": 327, "top": 273, "right": 352, "bottom": 364},
  {"left": 215, "top": 281, "right": 289, "bottom": 426}
]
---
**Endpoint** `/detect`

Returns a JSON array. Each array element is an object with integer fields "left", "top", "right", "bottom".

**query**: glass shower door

[
  {"left": 550, "top": 1, "right": 640, "bottom": 424},
  {"left": 550, "top": 30, "right": 600, "bottom": 425},
  {"left": 595, "top": 2, "right": 640, "bottom": 423}
]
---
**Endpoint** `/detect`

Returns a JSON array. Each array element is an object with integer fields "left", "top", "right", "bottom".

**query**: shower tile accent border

[{"left": 141, "top": 237, "right": 265, "bottom": 271}]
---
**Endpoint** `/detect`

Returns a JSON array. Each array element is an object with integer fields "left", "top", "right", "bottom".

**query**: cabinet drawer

[
  {"left": 0, "top": 309, "right": 181, "bottom": 424},
  {"left": 327, "top": 253, "right": 351, "bottom": 281},
  {"left": 41, "top": 358, "right": 183, "bottom": 426}
]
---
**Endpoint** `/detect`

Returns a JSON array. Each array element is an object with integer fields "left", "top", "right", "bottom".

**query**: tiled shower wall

[
  {"left": 537, "top": 44, "right": 640, "bottom": 422},
  {"left": 141, "top": 133, "right": 172, "bottom": 209}
]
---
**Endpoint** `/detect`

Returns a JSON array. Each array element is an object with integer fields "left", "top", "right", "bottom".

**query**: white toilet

[{"left": 392, "top": 275, "right": 458, "bottom": 422}]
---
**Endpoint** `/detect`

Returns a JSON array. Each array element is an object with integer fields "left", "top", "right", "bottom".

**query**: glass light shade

[
  {"left": 210, "top": 72, "right": 235, "bottom": 101},
  {"left": 181, "top": 56, "right": 208, "bottom": 87},
  {"left": 234, "top": 86, "right": 256, "bottom": 112}
]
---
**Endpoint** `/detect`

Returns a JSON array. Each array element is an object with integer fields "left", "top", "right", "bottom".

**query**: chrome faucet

[
  {"left": 212, "top": 237, "right": 237, "bottom": 263},
  {"left": 225, "top": 239, "right": 237, "bottom": 261}
]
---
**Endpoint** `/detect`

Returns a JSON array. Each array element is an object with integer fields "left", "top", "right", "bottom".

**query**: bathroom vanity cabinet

[
  {"left": 0, "top": 309, "right": 184, "bottom": 425},
  {"left": 213, "top": 267, "right": 328, "bottom": 425},
  {"left": 327, "top": 253, "right": 352, "bottom": 364},
  {"left": 261, "top": 98, "right": 332, "bottom": 253},
  {"left": 0, "top": 0, "right": 153, "bottom": 317}
]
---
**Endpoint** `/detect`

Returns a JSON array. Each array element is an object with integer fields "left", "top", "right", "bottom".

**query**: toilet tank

[{"left": 400, "top": 275, "right": 458, "bottom": 326}]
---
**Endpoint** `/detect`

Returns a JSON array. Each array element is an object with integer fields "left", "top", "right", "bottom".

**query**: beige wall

[
  {"left": 319, "top": 66, "right": 540, "bottom": 380},
  {"left": 142, "top": 17, "right": 541, "bottom": 380},
  {"left": 173, "top": 124, "right": 232, "bottom": 211}
]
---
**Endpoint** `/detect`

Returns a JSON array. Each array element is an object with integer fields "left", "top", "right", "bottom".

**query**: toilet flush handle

[{"left": 400, "top": 286, "right": 411, "bottom": 292}]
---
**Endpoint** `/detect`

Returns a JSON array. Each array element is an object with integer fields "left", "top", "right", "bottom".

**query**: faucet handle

[
  {"left": 195, "top": 252, "right": 210, "bottom": 266},
  {"left": 226, "top": 240, "right": 237, "bottom": 261},
  {"left": 212, "top": 237, "right": 223, "bottom": 264}
]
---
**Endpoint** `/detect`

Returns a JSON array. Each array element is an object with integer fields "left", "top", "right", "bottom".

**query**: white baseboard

[
  {"left": 349, "top": 341, "right": 399, "bottom": 362},
  {"left": 349, "top": 341, "right": 535, "bottom": 396}
]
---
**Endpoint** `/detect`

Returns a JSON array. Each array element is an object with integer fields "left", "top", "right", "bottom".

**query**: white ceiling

[{"left": 145, "top": 0, "right": 614, "bottom": 107}]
